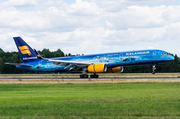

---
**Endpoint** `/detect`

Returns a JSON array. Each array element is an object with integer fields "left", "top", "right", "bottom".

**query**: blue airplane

[{"left": 6, "top": 37, "right": 174, "bottom": 78}]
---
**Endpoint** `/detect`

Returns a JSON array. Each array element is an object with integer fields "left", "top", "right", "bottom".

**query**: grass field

[{"left": 0, "top": 83, "right": 180, "bottom": 118}]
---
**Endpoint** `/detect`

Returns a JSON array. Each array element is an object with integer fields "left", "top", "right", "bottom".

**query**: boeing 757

[{"left": 6, "top": 37, "right": 174, "bottom": 78}]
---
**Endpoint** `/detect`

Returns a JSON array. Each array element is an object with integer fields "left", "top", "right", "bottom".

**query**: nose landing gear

[{"left": 152, "top": 64, "right": 156, "bottom": 74}]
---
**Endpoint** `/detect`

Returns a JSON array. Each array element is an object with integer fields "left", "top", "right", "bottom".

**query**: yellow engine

[
  {"left": 106, "top": 66, "right": 124, "bottom": 73},
  {"left": 88, "top": 63, "right": 107, "bottom": 73}
]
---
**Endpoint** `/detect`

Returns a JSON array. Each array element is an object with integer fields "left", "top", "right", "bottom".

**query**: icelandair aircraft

[{"left": 6, "top": 37, "right": 174, "bottom": 78}]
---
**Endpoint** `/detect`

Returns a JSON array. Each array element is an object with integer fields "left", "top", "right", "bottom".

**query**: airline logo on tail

[{"left": 18, "top": 46, "right": 31, "bottom": 56}]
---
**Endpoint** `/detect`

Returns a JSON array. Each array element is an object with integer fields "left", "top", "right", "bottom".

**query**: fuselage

[{"left": 17, "top": 49, "right": 174, "bottom": 72}]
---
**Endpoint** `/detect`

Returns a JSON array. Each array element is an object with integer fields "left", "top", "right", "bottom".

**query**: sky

[{"left": 0, "top": 0, "right": 180, "bottom": 56}]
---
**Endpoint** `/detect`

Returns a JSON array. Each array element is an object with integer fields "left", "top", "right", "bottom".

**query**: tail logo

[{"left": 18, "top": 46, "right": 31, "bottom": 56}]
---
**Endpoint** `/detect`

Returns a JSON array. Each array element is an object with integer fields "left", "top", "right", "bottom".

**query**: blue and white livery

[{"left": 6, "top": 37, "right": 174, "bottom": 78}]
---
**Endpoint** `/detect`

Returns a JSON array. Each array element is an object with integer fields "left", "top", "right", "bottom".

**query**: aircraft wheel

[
  {"left": 94, "top": 75, "right": 99, "bottom": 78},
  {"left": 84, "top": 74, "right": 89, "bottom": 78},
  {"left": 152, "top": 71, "right": 155, "bottom": 74},
  {"left": 80, "top": 74, "right": 84, "bottom": 78},
  {"left": 80, "top": 74, "right": 89, "bottom": 78},
  {"left": 90, "top": 75, "right": 94, "bottom": 78},
  {"left": 90, "top": 74, "right": 99, "bottom": 78}
]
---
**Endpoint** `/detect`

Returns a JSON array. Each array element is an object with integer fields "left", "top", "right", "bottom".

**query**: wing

[
  {"left": 35, "top": 50, "right": 92, "bottom": 70},
  {"left": 48, "top": 59, "right": 91, "bottom": 70}
]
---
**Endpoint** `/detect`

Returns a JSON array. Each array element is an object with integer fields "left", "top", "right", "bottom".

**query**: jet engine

[
  {"left": 88, "top": 63, "right": 107, "bottom": 73},
  {"left": 106, "top": 66, "right": 124, "bottom": 73}
]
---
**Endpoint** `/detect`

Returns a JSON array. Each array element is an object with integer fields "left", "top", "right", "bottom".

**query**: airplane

[{"left": 6, "top": 37, "right": 174, "bottom": 78}]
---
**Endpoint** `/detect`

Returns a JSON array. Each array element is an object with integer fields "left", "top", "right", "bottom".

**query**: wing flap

[
  {"left": 48, "top": 59, "right": 91, "bottom": 70},
  {"left": 49, "top": 59, "right": 91, "bottom": 65}
]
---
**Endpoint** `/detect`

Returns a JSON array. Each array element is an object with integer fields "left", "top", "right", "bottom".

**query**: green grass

[{"left": 0, "top": 83, "right": 180, "bottom": 118}]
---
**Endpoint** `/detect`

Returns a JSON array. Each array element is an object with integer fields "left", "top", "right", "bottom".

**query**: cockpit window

[{"left": 161, "top": 53, "right": 167, "bottom": 55}]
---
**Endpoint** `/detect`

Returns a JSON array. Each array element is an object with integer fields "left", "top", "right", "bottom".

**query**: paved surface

[{"left": 0, "top": 77, "right": 179, "bottom": 80}]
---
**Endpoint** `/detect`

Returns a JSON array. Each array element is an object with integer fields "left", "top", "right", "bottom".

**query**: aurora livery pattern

[{"left": 6, "top": 37, "right": 174, "bottom": 78}]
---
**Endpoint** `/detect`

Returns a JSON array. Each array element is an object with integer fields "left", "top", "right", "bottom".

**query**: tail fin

[{"left": 13, "top": 37, "right": 40, "bottom": 63}]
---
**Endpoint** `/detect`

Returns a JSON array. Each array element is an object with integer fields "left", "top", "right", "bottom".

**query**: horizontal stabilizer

[{"left": 5, "top": 63, "right": 33, "bottom": 67}]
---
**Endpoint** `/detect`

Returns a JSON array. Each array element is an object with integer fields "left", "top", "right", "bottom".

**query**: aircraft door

[
  {"left": 153, "top": 51, "right": 156, "bottom": 59},
  {"left": 36, "top": 60, "right": 43, "bottom": 69},
  {"left": 39, "top": 60, "right": 42, "bottom": 66},
  {"left": 119, "top": 54, "right": 123, "bottom": 61}
]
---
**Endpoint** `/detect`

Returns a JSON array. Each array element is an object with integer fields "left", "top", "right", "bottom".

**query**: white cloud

[
  {"left": 0, "top": 0, "right": 179, "bottom": 56},
  {"left": 0, "top": 7, "right": 51, "bottom": 31},
  {"left": 58, "top": 0, "right": 103, "bottom": 16},
  {"left": 1, "top": 0, "right": 37, "bottom": 7},
  {"left": 90, "top": 0, "right": 175, "bottom": 12},
  {"left": 102, "top": 5, "right": 180, "bottom": 30},
  {"left": 41, "top": 0, "right": 63, "bottom": 6},
  {"left": 105, "top": 21, "right": 113, "bottom": 28}
]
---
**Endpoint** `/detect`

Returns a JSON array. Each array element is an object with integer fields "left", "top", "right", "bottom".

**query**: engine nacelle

[
  {"left": 106, "top": 66, "right": 124, "bottom": 73},
  {"left": 88, "top": 63, "right": 107, "bottom": 73}
]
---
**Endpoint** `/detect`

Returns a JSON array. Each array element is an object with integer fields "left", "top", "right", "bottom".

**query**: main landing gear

[
  {"left": 90, "top": 73, "right": 99, "bottom": 78},
  {"left": 80, "top": 68, "right": 99, "bottom": 78},
  {"left": 152, "top": 64, "right": 156, "bottom": 74},
  {"left": 80, "top": 74, "right": 99, "bottom": 78},
  {"left": 80, "top": 74, "right": 89, "bottom": 78},
  {"left": 80, "top": 68, "right": 89, "bottom": 78},
  {"left": 80, "top": 73, "right": 99, "bottom": 78}
]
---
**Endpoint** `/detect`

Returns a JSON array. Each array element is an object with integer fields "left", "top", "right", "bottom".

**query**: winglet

[
  {"left": 34, "top": 49, "right": 48, "bottom": 60},
  {"left": 34, "top": 49, "right": 43, "bottom": 59}
]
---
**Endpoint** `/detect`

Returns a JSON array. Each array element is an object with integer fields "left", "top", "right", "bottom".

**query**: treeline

[
  {"left": 0, "top": 48, "right": 67, "bottom": 74},
  {"left": 0, "top": 48, "right": 180, "bottom": 74}
]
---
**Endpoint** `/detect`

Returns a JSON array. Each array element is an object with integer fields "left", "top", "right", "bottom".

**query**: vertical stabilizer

[{"left": 13, "top": 37, "right": 40, "bottom": 63}]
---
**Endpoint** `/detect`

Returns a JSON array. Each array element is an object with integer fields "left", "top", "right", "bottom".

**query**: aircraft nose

[{"left": 169, "top": 55, "right": 174, "bottom": 61}]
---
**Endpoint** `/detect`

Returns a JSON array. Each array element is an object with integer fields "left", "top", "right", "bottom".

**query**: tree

[
  {"left": 173, "top": 54, "right": 180, "bottom": 72},
  {"left": 54, "top": 49, "right": 65, "bottom": 57},
  {"left": 0, "top": 58, "right": 3, "bottom": 74},
  {"left": 42, "top": 49, "right": 51, "bottom": 58}
]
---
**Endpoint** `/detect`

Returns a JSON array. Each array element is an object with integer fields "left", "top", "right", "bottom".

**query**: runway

[
  {"left": 0, "top": 77, "right": 180, "bottom": 80},
  {"left": 0, "top": 77, "right": 180, "bottom": 84}
]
